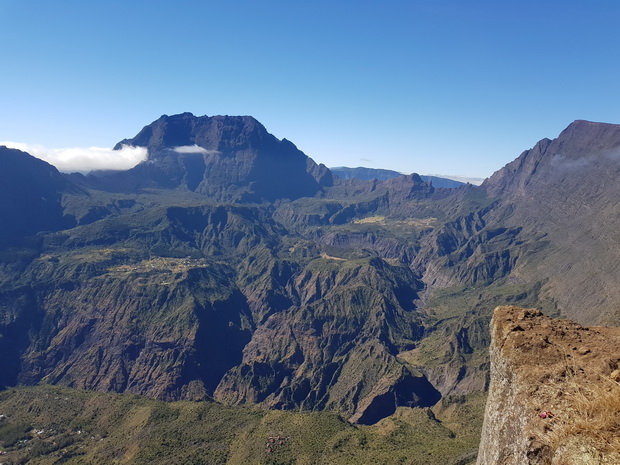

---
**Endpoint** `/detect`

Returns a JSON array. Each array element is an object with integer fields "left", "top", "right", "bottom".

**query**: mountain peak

[
  {"left": 554, "top": 119, "right": 620, "bottom": 158},
  {"left": 483, "top": 120, "right": 620, "bottom": 198},
  {"left": 114, "top": 113, "right": 267, "bottom": 154},
  {"left": 108, "top": 113, "right": 332, "bottom": 201}
]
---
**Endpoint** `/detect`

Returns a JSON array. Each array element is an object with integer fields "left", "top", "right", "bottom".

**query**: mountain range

[
  {"left": 0, "top": 113, "right": 618, "bottom": 443},
  {"left": 330, "top": 166, "right": 467, "bottom": 188}
]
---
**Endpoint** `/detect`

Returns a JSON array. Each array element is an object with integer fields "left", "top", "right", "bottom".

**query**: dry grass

[{"left": 538, "top": 371, "right": 620, "bottom": 455}]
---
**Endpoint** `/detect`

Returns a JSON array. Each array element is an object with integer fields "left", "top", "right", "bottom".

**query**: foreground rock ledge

[{"left": 476, "top": 306, "right": 620, "bottom": 465}]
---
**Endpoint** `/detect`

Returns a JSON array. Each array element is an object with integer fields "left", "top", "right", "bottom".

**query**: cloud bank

[
  {"left": 173, "top": 145, "right": 219, "bottom": 155},
  {"left": 0, "top": 141, "right": 148, "bottom": 173}
]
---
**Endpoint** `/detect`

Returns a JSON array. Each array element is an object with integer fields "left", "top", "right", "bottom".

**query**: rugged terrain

[
  {"left": 0, "top": 385, "right": 483, "bottom": 464},
  {"left": 0, "top": 114, "right": 619, "bottom": 442},
  {"left": 477, "top": 306, "right": 620, "bottom": 464}
]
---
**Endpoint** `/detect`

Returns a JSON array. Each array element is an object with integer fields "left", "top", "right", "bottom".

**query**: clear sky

[{"left": 1, "top": 0, "right": 620, "bottom": 179}]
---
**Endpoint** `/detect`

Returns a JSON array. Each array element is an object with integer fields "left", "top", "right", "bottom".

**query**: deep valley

[{"left": 1, "top": 113, "right": 619, "bottom": 463}]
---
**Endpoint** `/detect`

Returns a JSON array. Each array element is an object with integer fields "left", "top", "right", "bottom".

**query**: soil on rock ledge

[{"left": 477, "top": 306, "right": 620, "bottom": 465}]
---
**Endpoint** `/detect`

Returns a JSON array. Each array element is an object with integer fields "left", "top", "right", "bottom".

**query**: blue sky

[{"left": 1, "top": 1, "right": 619, "bottom": 178}]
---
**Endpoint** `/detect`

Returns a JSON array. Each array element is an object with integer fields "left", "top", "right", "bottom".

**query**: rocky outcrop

[{"left": 477, "top": 306, "right": 620, "bottom": 465}]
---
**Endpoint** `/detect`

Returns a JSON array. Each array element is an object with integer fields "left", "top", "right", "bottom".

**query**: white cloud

[
  {"left": 173, "top": 145, "right": 219, "bottom": 155},
  {"left": 0, "top": 141, "right": 148, "bottom": 173}
]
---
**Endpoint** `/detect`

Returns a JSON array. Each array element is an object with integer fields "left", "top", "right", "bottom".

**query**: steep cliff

[{"left": 477, "top": 306, "right": 620, "bottom": 465}]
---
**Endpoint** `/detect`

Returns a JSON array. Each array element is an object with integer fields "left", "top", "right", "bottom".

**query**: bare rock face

[{"left": 477, "top": 306, "right": 620, "bottom": 465}]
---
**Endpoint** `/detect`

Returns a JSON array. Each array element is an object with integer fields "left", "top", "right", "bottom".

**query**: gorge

[{"left": 0, "top": 113, "right": 619, "bottom": 463}]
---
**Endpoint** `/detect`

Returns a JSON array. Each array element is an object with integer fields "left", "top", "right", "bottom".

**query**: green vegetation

[
  {"left": 402, "top": 281, "right": 559, "bottom": 371},
  {"left": 423, "top": 280, "right": 559, "bottom": 322},
  {"left": 0, "top": 385, "right": 481, "bottom": 464}
]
